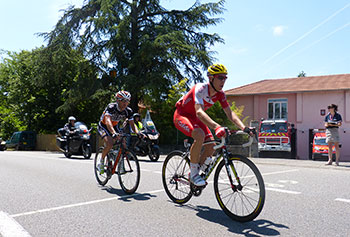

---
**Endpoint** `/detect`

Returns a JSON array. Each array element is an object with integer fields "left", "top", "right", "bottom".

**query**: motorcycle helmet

[
  {"left": 133, "top": 113, "right": 141, "bottom": 119},
  {"left": 68, "top": 116, "right": 76, "bottom": 122}
]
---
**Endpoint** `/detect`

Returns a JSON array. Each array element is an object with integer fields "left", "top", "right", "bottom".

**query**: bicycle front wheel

[
  {"left": 94, "top": 147, "right": 110, "bottom": 186},
  {"left": 118, "top": 151, "right": 140, "bottom": 194},
  {"left": 214, "top": 155, "right": 265, "bottom": 222},
  {"left": 162, "top": 151, "right": 192, "bottom": 204}
]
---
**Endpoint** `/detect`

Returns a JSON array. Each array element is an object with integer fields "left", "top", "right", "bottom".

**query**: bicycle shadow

[
  {"left": 177, "top": 204, "right": 289, "bottom": 236},
  {"left": 101, "top": 186, "right": 157, "bottom": 202},
  {"left": 135, "top": 158, "right": 161, "bottom": 163}
]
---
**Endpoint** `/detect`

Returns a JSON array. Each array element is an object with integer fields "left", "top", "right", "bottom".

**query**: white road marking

[
  {"left": 11, "top": 189, "right": 165, "bottom": 218},
  {"left": 263, "top": 170, "right": 300, "bottom": 194},
  {"left": 261, "top": 169, "right": 299, "bottom": 176},
  {"left": 278, "top": 180, "right": 298, "bottom": 184},
  {"left": 209, "top": 169, "right": 301, "bottom": 195},
  {"left": 0, "top": 211, "right": 31, "bottom": 237},
  {"left": 265, "top": 187, "right": 301, "bottom": 195},
  {"left": 265, "top": 182, "right": 285, "bottom": 188},
  {"left": 335, "top": 198, "right": 350, "bottom": 203},
  {"left": 141, "top": 169, "right": 162, "bottom": 174}
]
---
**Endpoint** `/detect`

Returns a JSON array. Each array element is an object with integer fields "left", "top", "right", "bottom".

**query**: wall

[
  {"left": 36, "top": 134, "right": 60, "bottom": 151},
  {"left": 35, "top": 134, "right": 102, "bottom": 152},
  {"left": 295, "top": 91, "right": 350, "bottom": 161},
  {"left": 227, "top": 93, "right": 297, "bottom": 124},
  {"left": 227, "top": 90, "right": 350, "bottom": 161},
  {"left": 227, "top": 95, "right": 254, "bottom": 122}
]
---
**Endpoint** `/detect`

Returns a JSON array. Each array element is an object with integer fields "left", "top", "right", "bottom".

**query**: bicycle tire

[
  {"left": 82, "top": 143, "right": 92, "bottom": 159},
  {"left": 118, "top": 151, "right": 140, "bottom": 194},
  {"left": 214, "top": 155, "right": 265, "bottom": 222},
  {"left": 162, "top": 150, "right": 193, "bottom": 204},
  {"left": 94, "top": 147, "right": 110, "bottom": 186},
  {"left": 148, "top": 146, "right": 160, "bottom": 162}
]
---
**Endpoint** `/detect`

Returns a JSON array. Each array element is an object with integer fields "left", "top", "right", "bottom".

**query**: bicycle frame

[
  {"left": 109, "top": 147, "right": 123, "bottom": 175},
  {"left": 162, "top": 128, "right": 265, "bottom": 222},
  {"left": 187, "top": 130, "right": 254, "bottom": 187},
  {"left": 108, "top": 136, "right": 130, "bottom": 176}
]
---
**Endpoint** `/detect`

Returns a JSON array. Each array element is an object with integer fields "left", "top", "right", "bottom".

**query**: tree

[
  {"left": 298, "top": 71, "right": 306, "bottom": 77},
  {"left": 143, "top": 77, "right": 248, "bottom": 144},
  {"left": 143, "top": 77, "right": 188, "bottom": 144},
  {"left": 43, "top": 0, "right": 226, "bottom": 112},
  {"left": 0, "top": 46, "right": 102, "bottom": 137}
]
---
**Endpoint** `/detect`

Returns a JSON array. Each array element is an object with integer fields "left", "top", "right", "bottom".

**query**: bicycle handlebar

[{"left": 213, "top": 129, "right": 255, "bottom": 150}]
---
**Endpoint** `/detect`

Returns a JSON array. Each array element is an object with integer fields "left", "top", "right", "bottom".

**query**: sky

[{"left": 1, "top": 0, "right": 349, "bottom": 91}]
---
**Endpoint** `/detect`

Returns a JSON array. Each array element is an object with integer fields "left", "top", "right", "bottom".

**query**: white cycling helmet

[
  {"left": 115, "top": 90, "right": 131, "bottom": 101},
  {"left": 68, "top": 116, "right": 76, "bottom": 122}
]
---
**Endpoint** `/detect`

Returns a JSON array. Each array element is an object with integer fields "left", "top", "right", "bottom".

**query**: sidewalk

[{"left": 250, "top": 157, "right": 350, "bottom": 170}]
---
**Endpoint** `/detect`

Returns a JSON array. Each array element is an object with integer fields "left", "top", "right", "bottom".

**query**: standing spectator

[
  {"left": 324, "top": 104, "right": 342, "bottom": 166},
  {"left": 290, "top": 124, "right": 297, "bottom": 159}
]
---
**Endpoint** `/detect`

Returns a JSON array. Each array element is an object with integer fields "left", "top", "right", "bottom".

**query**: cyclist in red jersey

[{"left": 173, "top": 64, "right": 249, "bottom": 186}]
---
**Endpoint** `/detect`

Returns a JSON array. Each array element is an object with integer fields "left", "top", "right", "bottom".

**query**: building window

[{"left": 268, "top": 99, "right": 288, "bottom": 119}]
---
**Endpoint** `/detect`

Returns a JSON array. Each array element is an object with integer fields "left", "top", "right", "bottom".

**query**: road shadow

[
  {"left": 312, "top": 159, "right": 350, "bottom": 168},
  {"left": 175, "top": 204, "right": 288, "bottom": 236},
  {"left": 135, "top": 157, "right": 162, "bottom": 163},
  {"left": 56, "top": 155, "right": 91, "bottom": 160},
  {"left": 101, "top": 186, "right": 157, "bottom": 202},
  {"left": 338, "top": 163, "right": 350, "bottom": 168}
]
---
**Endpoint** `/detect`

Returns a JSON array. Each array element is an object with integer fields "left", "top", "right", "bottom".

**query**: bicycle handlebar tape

[{"left": 215, "top": 127, "right": 226, "bottom": 138}]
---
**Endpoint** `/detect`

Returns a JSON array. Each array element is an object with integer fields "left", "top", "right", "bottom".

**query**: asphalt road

[{"left": 0, "top": 151, "right": 349, "bottom": 236}]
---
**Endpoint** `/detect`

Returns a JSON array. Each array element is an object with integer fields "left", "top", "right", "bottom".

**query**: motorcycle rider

[
  {"left": 133, "top": 113, "right": 143, "bottom": 133},
  {"left": 97, "top": 90, "right": 138, "bottom": 174},
  {"left": 64, "top": 116, "right": 77, "bottom": 152},
  {"left": 131, "top": 113, "right": 144, "bottom": 151}
]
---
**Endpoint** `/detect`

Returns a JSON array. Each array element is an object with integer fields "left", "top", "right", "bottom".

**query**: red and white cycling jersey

[
  {"left": 174, "top": 83, "right": 229, "bottom": 138},
  {"left": 176, "top": 83, "right": 229, "bottom": 114}
]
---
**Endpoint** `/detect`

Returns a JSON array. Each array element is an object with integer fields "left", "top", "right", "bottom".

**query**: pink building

[{"left": 225, "top": 74, "right": 350, "bottom": 161}]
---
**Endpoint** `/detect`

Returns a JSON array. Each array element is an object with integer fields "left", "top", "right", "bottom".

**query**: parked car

[
  {"left": 0, "top": 138, "right": 6, "bottom": 151},
  {"left": 6, "top": 131, "right": 36, "bottom": 150},
  {"left": 312, "top": 131, "right": 336, "bottom": 160}
]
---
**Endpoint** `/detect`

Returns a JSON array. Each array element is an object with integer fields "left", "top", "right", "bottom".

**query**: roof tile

[{"left": 225, "top": 74, "right": 350, "bottom": 95}]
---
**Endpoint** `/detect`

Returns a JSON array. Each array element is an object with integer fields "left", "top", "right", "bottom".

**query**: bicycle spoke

[
  {"left": 214, "top": 155, "right": 265, "bottom": 222},
  {"left": 118, "top": 152, "right": 140, "bottom": 194},
  {"left": 162, "top": 151, "right": 192, "bottom": 204},
  {"left": 94, "top": 147, "right": 110, "bottom": 186}
]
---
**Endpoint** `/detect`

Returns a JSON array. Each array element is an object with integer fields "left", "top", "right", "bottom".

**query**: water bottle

[{"left": 200, "top": 157, "right": 212, "bottom": 172}]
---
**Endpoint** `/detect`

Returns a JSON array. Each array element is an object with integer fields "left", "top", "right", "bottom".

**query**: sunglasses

[
  {"left": 214, "top": 75, "right": 227, "bottom": 81},
  {"left": 119, "top": 99, "right": 130, "bottom": 103}
]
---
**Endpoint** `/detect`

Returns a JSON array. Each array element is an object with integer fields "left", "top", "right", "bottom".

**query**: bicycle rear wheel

[
  {"left": 94, "top": 147, "right": 110, "bottom": 186},
  {"left": 214, "top": 155, "right": 265, "bottom": 222},
  {"left": 118, "top": 151, "right": 140, "bottom": 194},
  {"left": 162, "top": 151, "right": 192, "bottom": 204}
]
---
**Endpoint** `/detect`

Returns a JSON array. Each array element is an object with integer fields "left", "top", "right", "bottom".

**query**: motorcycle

[
  {"left": 131, "top": 120, "right": 160, "bottom": 162},
  {"left": 56, "top": 121, "right": 92, "bottom": 159}
]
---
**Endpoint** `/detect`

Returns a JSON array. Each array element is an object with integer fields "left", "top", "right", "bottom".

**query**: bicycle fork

[
  {"left": 223, "top": 155, "right": 243, "bottom": 192},
  {"left": 171, "top": 153, "right": 191, "bottom": 187}
]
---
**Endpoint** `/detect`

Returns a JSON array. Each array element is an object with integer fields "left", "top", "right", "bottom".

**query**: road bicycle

[
  {"left": 162, "top": 128, "right": 265, "bottom": 222},
  {"left": 94, "top": 135, "right": 140, "bottom": 194}
]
